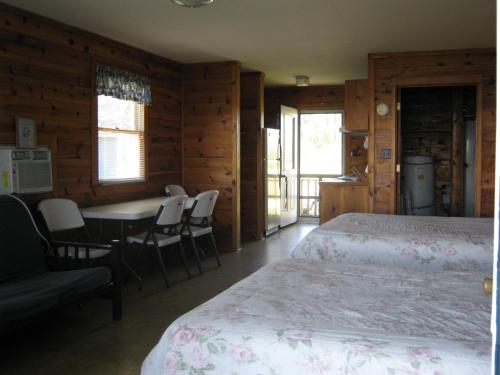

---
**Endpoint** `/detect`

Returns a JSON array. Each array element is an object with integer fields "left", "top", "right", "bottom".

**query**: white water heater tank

[{"left": 402, "top": 155, "right": 435, "bottom": 216}]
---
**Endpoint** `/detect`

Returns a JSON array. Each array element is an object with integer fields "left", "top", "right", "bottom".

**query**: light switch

[{"left": 380, "top": 148, "right": 391, "bottom": 159}]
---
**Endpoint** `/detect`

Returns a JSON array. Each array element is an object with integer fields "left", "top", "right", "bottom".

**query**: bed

[
  {"left": 141, "top": 259, "right": 491, "bottom": 375},
  {"left": 287, "top": 213, "right": 494, "bottom": 271}
]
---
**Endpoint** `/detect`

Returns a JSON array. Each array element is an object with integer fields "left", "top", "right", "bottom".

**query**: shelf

[{"left": 339, "top": 127, "right": 368, "bottom": 135}]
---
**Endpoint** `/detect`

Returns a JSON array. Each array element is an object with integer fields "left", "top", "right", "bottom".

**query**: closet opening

[{"left": 397, "top": 86, "right": 477, "bottom": 217}]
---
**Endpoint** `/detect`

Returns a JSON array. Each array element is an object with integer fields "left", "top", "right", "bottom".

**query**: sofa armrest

[
  {"left": 50, "top": 239, "right": 115, "bottom": 260},
  {"left": 50, "top": 240, "right": 113, "bottom": 251},
  {"left": 49, "top": 239, "right": 120, "bottom": 267}
]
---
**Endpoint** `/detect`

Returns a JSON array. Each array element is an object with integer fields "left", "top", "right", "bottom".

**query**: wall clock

[{"left": 376, "top": 103, "right": 390, "bottom": 116}]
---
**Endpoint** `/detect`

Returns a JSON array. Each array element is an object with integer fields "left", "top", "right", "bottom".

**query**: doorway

[
  {"left": 299, "top": 111, "right": 344, "bottom": 218},
  {"left": 264, "top": 108, "right": 343, "bottom": 235},
  {"left": 397, "top": 86, "right": 477, "bottom": 217}
]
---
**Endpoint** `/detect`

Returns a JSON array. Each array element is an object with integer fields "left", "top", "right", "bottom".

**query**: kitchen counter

[
  {"left": 320, "top": 178, "right": 367, "bottom": 186},
  {"left": 319, "top": 180, "right": 369, "bottom": 224}
]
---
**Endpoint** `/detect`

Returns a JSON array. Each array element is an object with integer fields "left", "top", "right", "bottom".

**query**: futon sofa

[{"left": 0, "top": 195, "right": 122, "bottom": 331}]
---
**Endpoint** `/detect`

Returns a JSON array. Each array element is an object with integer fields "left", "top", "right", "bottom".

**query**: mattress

[
  {"left": 141, "top": 259, "right": 491, "bottom": 375},
  {"left": 288, "top": 213, "right": 493, "bottom": 271}
]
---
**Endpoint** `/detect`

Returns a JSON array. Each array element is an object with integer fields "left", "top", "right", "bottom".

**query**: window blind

[{"left": 97, "top": 95, "right": 145, "bottom": 183}]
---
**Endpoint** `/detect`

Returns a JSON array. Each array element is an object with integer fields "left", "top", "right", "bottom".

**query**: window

[
  {"left": 97, "top": 95, "right": 145, "bottom": 183},
  {"left": 300, "top": 112, "right": 343, "bottom": 175}
]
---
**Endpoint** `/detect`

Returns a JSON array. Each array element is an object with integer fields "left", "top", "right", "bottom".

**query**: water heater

[{"left": 401, "top": 155, "right": 434, "bottom": 216}]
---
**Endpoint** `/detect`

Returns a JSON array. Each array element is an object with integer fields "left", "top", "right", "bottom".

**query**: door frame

[{"left": 389, "top": 75, "right": 483, "bottom": 217}]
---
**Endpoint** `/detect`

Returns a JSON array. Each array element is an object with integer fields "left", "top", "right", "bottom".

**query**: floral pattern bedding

[
  {"left": 288, "top": 213, "right": 493, "bottom": 271},
  {"left": 141, "top": 259, "right": 491, "bottom": 375}
]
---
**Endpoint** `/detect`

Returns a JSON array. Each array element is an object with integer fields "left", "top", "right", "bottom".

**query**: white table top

[{"left": 81, "top": 196, "right": 195, "bottom": 221}]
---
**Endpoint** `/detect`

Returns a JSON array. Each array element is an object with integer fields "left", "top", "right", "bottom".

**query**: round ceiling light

[{"left": 170, "top": 0, "right": 214, "bottom": 8}]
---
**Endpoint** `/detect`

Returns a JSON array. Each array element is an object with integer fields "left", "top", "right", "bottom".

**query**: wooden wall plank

[
  {"left": 451, "top": 87, "right": 464, "bottom": 216},
  {"left": 240, "top": 72, "right": 264, "bottom": 242},
  {"left": 344, "top": 79, "right": 369, "bottom": 131},
  {"left": 183, "top": 61, "right": 241, "bottom": 253}
]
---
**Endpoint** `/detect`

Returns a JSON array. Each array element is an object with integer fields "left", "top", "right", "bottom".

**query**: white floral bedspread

[
  {"left": 288, "top": 213, "right": 493, "bottom": 271},
  {"left": 141, "top": 259, "right": 491, "bottom": 375}
]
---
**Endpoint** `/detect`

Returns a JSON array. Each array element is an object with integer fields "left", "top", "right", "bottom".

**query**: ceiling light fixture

[
  {"left": 170, "top": 0, "right": 214, "bottom": 8},
  {"left": 295, "top": 75, "right": 310, "bottom": 87}
]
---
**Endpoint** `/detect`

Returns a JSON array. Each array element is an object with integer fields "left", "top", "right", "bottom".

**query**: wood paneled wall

[
  {"left": 344, "top": 79, "right": 369, "bottom": 131},
  {"left": 183, "top": 62, "right": 241, "bottom": 252},
  {"left": 264, "top": 85, "right": 344, "bottom": 128},
  {"left": 369, "top": 49, "right": 496, "bottom": 217},
  {"left": 0, "top": 3, "right": 183, "bottom": 207},
  {"left": 240, "top": 72, "right": 264, "bottom": 242}
]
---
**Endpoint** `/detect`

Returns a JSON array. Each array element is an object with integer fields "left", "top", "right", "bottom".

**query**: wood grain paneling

[
  {"left": 183, "top": 62, "right": 241, "bottom": 252},
  {"left": 0, "top": 3, "right": 183, "bottom": 207},
  {"left": 368, "top": 49, "right": 495, "bottom": 217},
  {"left": 344, "top": 79, "right": 369, "bottom": 131},
  {"left": 240, "top": 72, "right": 264, "bottom": 242},
  {"left": 319, "top": 181, "right": 368, "bottom": 224},
  {"left": 451, "top": 87, "right": 464, "bottom": 216},
  {"left": 264, "top": 85, "right": 344, "bottom": 128}
]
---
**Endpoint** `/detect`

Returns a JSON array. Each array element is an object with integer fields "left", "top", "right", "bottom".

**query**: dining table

[{"left": 80, "top": 196, "right": 195, "bottom": 286}]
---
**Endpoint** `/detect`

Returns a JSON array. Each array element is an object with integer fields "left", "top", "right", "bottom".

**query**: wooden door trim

[{"left": 367, "top": 55, "right": 376, "bottom": 213}]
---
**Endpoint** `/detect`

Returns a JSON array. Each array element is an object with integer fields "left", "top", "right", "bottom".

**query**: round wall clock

[{"left": 376, "top": 103, "right": 390, "bottom": 116}]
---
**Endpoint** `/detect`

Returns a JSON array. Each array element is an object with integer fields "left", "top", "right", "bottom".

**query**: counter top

[{"left": 320, "top": 178, "right": 367, "bottom": 186}]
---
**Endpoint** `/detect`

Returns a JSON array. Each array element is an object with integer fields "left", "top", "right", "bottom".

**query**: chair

[
  {"left": 165, "top": 184, "right": 187, "bottom": 197},
  {"left": 126, "top": 195, "right": 190, "bottom": 288},
  {"left": 38, "top": 199, "right": 110, "bottom": 262},
  {"left": 0, "top": 195, "right": 122, "bottom": 331},
  {"left": 182, "top": 190, "right": 221, "bottom": 274}
]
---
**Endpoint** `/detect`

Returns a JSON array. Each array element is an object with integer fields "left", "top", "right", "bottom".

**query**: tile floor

[{"left": 0, "top": 222, "right": 316, "bottom": 375}]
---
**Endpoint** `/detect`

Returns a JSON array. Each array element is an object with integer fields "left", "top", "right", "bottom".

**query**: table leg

[{"left": 119, "top": 220, "right": 143, "bottom": 289}]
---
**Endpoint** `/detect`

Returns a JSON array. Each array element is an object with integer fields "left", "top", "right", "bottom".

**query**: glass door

[
  {"left": 265, "top": 128, "right": 281, "bottom": 234},
  {"left": 280, "top": 105, "right": 299, "bottom": 227}
]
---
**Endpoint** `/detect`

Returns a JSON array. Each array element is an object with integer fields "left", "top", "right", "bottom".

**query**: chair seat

[
  {"left": 182, "top": 226, "right": 212, "bottom": 238},
  {"left": 57, "top": 247, "right": 111, "bottom": 259},
  {"left": 127, "top": 232, "right": 181, "bottom": 247}
]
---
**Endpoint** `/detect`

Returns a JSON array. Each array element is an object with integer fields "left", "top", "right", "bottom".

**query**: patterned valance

[{"left": 96, "top": 65, "right": 152, "bottom": 105}]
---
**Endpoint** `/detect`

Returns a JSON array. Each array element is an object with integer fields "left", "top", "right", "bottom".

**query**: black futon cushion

[
  {"left": 0, "top": 196, "right": 47, "bottom": 282},
  {"left": 0, "top": 266, "right": 111, "bottom": 325}
]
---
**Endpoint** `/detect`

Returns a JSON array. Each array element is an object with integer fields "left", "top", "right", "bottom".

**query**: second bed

[{"left": 288, "top": 213, "right": 493, "bottom": 271}]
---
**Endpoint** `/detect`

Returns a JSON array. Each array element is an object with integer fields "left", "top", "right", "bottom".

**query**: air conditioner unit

[{"left": 0, "top": 146, "right": 53, "bottom": 194}]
